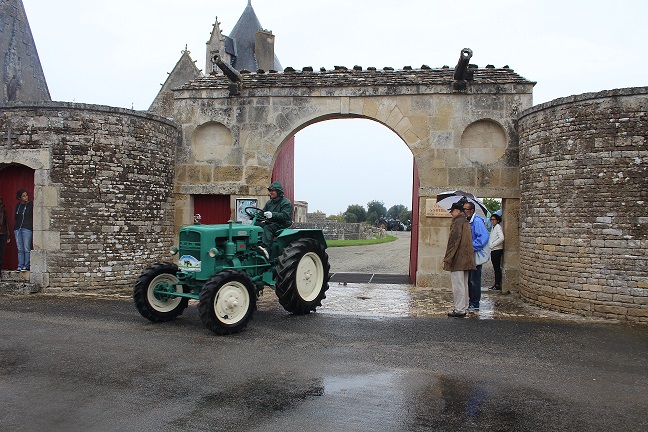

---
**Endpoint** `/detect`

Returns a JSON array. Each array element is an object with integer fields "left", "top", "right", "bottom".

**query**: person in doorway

[
  {"left": 488, "top": 213, "right": 504, "bottom": 291},
  {"left": 463, "top": 201, "right": 489, "bottom": 310},
  {"left": 255, "top": 181, "right": 293, "bottom": 256},
  {"left": 0, "top": 197, "right": 10, "bottom": 277},
  {"left": 444, "top": 202, "right": 476, "bottom": 317},
  {"left": 14, "top": 189, "right": 33, "bottom": 272}
]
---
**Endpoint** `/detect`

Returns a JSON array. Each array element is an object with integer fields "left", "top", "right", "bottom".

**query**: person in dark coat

[
  {"left": 14, "top": 189, "right": 33, "bottom": 272},
  {"left": 255, "top": 181, "right": 293, "bottom": 249},
  {"left": 443, "top": 202, "right": 476, "bottom": 317}
]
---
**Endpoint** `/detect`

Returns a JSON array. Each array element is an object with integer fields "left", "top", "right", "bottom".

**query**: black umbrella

[{"left": 436, "top": 190, "right": 489, "bottom": 218}]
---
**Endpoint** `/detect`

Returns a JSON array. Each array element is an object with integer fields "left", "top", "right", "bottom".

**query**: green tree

[
  {"left": 482, "top": 198, "right": 501, "bottom": 215},
  {"left": 387, "top": 204, "right": 407, "bottom": 219},
  {"left": 344, "top": 204, "right": 366, "bottom": 223},
  {"left": 332, "top": 212, "right": 346, "bottom": 223},
  {"left": 366, "top": 200, "right": 387, "bottom": 224},
  {"left": 399, "top": 209, "right": 412, "bottom": 223}
]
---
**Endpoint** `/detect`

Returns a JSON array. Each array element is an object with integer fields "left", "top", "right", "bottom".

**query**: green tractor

[{"left": 133, "top": 207, "right": 330, "bottom": 335}]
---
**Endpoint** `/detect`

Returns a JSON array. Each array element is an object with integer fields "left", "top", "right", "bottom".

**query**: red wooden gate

[
  {"left": 271, "top": 136, "right": 295, "bottom": 204},
  {"left": 409, "top": 159, "right": 419, "bottom": 284},
  {"left": 0, "top": 165, "right": 35, "bottom": 271}
]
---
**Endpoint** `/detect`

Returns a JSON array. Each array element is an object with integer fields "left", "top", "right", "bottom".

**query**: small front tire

[
  {"left": 133, "top": 262, "right": 188, "bottom": 322},
  {"left": 199, "top": 270, "right": 257, "bottom": 335}
]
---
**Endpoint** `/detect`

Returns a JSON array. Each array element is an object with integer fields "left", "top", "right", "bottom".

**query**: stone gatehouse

[
  {"left": 1, "top": 1, "right": 646, "bottom": 324},
  {"left": 152, "top": 65, "right": 532, "bottom": 290}
]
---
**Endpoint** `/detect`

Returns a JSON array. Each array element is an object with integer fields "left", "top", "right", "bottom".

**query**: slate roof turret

[
  {"left": 229, "top": 0, "right": 282, "bottom": 72},
  {"left": 0, "top": 0, "right": 51, "bottom": 102}
]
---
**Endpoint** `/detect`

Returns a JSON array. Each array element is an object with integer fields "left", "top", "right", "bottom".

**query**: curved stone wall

[
  {"left": 518, "top": 88, "right": 648, "bottom": 323},
  {"left": 0, "top": 102, "right": 179, "bottom": 290}
]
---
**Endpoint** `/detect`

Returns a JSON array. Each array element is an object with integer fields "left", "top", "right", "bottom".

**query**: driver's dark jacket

[{"left": 260, "top": 181, "right": 292, "bottom": 229}]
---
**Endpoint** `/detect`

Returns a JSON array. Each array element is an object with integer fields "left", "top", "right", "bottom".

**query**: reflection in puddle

[{"left": 258, "top": 283, "right": 600, "bottom": 324}]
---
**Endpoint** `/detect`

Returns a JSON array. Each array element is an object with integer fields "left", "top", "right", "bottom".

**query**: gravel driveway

[
  {"left": 326, "top": 231, "right": 411, "bottom": 274},
  {"left": 325, "top": 230, "right": 496, "bottom": 285}
]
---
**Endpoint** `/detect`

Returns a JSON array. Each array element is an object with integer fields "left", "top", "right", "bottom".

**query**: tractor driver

[{"left": 255, "top": 181, "right": 293, "bottom": 254}]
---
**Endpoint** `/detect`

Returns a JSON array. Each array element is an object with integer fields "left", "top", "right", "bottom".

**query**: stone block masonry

[
  {"left": 518, "top": 88, "right": 648, "bottom": 323},
  {"left": 0, "top": 102, "right": 180, "bottom": 291}
]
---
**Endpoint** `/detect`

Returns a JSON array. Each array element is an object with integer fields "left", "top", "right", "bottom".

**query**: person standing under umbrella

[
  {"left": 488, "top": 213, "right": 504, "bottom": 291},
  {"left": 443, "top": 202, "right": 476, "bottom": 317},
  {"left": 463, "top": 201, "right": 489, "bottom": 310}
]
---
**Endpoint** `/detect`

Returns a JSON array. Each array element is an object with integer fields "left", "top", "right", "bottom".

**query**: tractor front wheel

[
  {"left": 199, "top": 270, "right": 257, "bottom": 335},
  {"left": 275, "top": 238, "right": 330, "bottom": 315},
  {"left": 133, "top": 262, "right": 188, "bottom": 322}
]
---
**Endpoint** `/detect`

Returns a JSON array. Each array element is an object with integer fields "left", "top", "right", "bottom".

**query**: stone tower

[{"left": 0, "top": 0, "right": 50, "bottom": 102}]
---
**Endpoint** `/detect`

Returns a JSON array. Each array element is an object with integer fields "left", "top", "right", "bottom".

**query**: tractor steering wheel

[{"left": 244, "top": 206, "right": 268, "bottom": 222}]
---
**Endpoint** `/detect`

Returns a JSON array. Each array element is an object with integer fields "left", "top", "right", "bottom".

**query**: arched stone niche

[
  {"left": 460, "top": 119, "right": 508, "bottom": 166},
  {"left": 191, "top": 121, "right": 234, "bottom": 163}
]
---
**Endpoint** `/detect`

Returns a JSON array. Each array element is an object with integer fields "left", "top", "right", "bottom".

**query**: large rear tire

[
  {"left": 133, "top": 262, "right": 188, "bottom": 322},
  {"left": 275, "top": 238, "right": 330, "bottom": 315},
  {"left": 199, "top": 270, "right": 257, "bottom": 335}
]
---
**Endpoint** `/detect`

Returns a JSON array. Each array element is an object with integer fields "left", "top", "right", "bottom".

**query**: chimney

[{"left": 254, "top": 30, "right": 275, "bottom": 71}]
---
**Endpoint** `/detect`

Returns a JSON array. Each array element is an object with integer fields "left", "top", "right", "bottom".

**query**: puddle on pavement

[
  {"left": 166, "top": 370, "right": 583, "bottom": 431},
  {"left": 258, "top": 283, "right": 601, "bottom": 324}
]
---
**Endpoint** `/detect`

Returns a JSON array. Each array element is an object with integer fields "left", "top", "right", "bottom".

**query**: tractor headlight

[
  {"left": 170, "top": 246, "right": 179, "bottom": 255},
  {"left": 209, "top": 247, "right": 218, "bottom": 258}
]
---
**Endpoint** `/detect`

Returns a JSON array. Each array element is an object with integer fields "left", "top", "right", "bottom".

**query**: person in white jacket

[{"left": 488, "top": 213, "right": 504, "bottom": 290}]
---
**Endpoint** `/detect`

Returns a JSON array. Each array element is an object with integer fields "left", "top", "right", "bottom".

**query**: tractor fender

[{"left": 275, "top": 229, "right": 327, "bottom": 251}]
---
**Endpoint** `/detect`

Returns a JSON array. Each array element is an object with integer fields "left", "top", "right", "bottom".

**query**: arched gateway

[{"left": 156, "top": 64, "right": 534, "bottom": 287}]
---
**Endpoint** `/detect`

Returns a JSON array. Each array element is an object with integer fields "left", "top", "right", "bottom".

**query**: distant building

[{"left": 293, "top": 201, "right": 308, "bottom": 223}]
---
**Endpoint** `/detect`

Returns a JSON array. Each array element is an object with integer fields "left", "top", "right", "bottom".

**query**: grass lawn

[{"left": 327, "top": 234, "right": 398, "bottom": 247}]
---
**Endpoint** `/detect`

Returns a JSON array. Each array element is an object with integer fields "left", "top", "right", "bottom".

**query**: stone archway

[{"left": 164, "top": 67, "right": 533, "bottom": 287}]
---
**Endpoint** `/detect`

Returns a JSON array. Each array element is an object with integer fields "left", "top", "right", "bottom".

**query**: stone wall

[
  {"left": 518, "top": 88, "right": 648, "bottom": 323},
  {"left": 0, "top": 102, "right": 179, "bottom": 290},
  {"left": 293, "top": 221, "right": 366, "bottom": 240}
]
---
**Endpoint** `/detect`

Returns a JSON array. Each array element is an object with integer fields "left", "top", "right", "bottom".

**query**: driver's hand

[{"left": 264, "top": 211, "right": 273, "bottom": 219}]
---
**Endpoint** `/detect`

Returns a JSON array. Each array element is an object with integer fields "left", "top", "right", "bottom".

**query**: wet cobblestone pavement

[
  {"left": 257, "top": 282, "right": 609, "bottom": 324},
  {"left": 2, "top": 282, "right": 647, "bottom": 431}
]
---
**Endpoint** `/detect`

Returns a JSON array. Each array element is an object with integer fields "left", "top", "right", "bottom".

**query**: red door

[
  {"left": 193, "top": 195, "right": 231, "bottom": 224},
  {"left": 409, "top": 159, "right": 419, "bottom": 285},
  {"left": 0, "top": 165, "right": 35, "bottom": 271},
  {"left": 272, "top": 136, "right": 295, "bottom": 204}
]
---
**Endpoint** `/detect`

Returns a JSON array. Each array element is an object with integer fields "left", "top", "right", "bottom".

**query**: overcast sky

[{"left": 23, "top": 0, "right": 648, "bottom": 216}]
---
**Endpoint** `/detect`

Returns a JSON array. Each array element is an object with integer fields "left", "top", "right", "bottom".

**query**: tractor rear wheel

[
  {"left": 275, "top": 238, "right": 330, "bottom": 315},
  {"left": 199, "top": 270, "right": 257, "bottom": 335},
  {"left": 133, "top": 262, "right": 188, "bottom": 322}
]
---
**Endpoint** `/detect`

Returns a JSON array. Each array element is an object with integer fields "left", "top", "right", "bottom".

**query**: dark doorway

[{"left": 0, "top": 165, "right": 35, "bottom": 271}]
